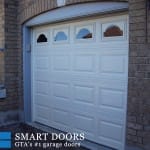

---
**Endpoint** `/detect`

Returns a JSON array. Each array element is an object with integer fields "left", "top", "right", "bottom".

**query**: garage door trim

[{"left": 26, "top": 2, "right": 128, "bottom": 27}]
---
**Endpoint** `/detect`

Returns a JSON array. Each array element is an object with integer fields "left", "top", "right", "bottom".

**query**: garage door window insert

[
  {"left": 104, "top": 25, "right": 123, "bottom": 37},
  {"left": 37, "top": 34, "right": 48, "bottom": 43},
  {"left": 53, "top": 28, "right": 69, "bottom": 43},
  {"left": 102, "top": 21, "right": 125, "bottom": 40},
  {"left": 75, "top": 24, "right": 94, "bottom": 41}
]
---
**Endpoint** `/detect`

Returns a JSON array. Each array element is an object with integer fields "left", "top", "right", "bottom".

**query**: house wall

[
  {"left": 0, "top": 0, "right": 19, "bottom": 125},
  {"left": 128, "top": 0, "right": 150, "bottom": 149},
  {"left": 0, "top": 0, "right": 149, "bottom": 149},
  {"left": 0, "top": 0, "right": 5, "bottom": 84}
]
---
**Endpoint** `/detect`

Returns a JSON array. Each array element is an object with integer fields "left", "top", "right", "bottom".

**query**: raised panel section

[
  {"left": 100, "top": 89, "right": 124, "bottom": 108},
  {"left": 100, "top": 56, "right": 125, "bottom": 73},
  {"left": 52, "top": 82, "right": 70, "bottom": 99},
  {"left": 35, "top": 70, "right": 49, "bottom": 82},
  {"left": 35, "top": 94, "right": 49, "bottom": 107},
  {"left": 34, "top": 47, "right": 49, "bottom": 57},
  {"left": 100, "top": 107, "right": 124, "bottom": 125},
  {"left": 99, "top": 121, "right": 123, "bottom": 141},
  {"left": 100, "top": 79, "right": 126, "bottom": 91},
  {"left": 35, "top": 105, "right": 49, "bottom": 120},
  {"left": 52, "top": 55, "right": 70, "bottom": 71},
  {"left": 53, "top": 109, "right": 70, "bottom": 126},
  {"left": 35, "top": 82, "right": 49, "bottom": 95},
  {"left": 73, "top": 114, "right": 94, "bottom": 133},
  {"left": 35, "top": 57, "right": 49, "bottom": 69},
  {"left": 74, "top": 85, "right": 94, "bottom": 104},
  {"left": 74, "top": 55, "right": 95, "bottom": 72}
]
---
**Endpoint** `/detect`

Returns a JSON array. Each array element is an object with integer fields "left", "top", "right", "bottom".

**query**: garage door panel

[
  {"left": 51, "top": 97, "right": 70, "bottom": 109},
  {"left": 52, "top": 93, "right": 70, "bottom": 102},
  {"left": 72, "top": 114, "right": 95, "bottom": 133},
  {"left": 34, "top": 47, "right": 50, "bottom": 56},
  {"left": 35, "top": 81, "right": 49, "bottom": 95},
  {"left": 70, "top": 103, "right": 125, "bottom": 125},
  {"left": 70, "top": 41, "right": 127, "bottom": 49},
  {"left": 49, "top": 73, "right": 72, "bottom": 81},
  {"left": 49, "top": 71, "right": 127, "bottom": 84},
  {"left": 34, "top": 105, "right": 50, "bottom": 120},
  {"left": 99, "top": 89, "right": 125, "bottom": 109},
  {"left": 99, "top": 79, "right": 127, "bottom": 90},
  {"left": 32, "top": 15, "right": 128, "bottom": 149},
  {"left": 34, "top": 70, "right": 49, "bottom": 82},
  {"left": 34, "top": 94, "right": 50, "bottom": 107},
  {"left": 99, "top": 107, "right": 125, "bottom": 125},
  {"left": 69, "top": 102, "right": 96, "bottom": 117},
  {"left": 99, "top": 121, "right": 123, "bottom": 141},
  {"left": 52, "top": 55, "right": 71, "bottom": 71},
  {"left": 100, "top": 55, "right": 126, "bottom": 73},
  {"left": 71, "top": 76, "right": 123, "bottom": 86},
  {"left": 98, "top": 136, "right": 122, "bottom": 150},
  {"left": 34, "top": 105, "right": 50, "bottom": 125},
  {"left": 52, "top": 82, "right": 70, "bottom": 99},
  {"left": 97, "top": 42, "right": 128, "bottom": 50},
  {"left": 69, "top": 114, "right": 96, "bottom": 139},
  {"left": 73, "top": 84, "right": 95, "bottom": 104},
  {"left": 35, "top": 57, "right": 49, "bottom": 69},
  {"left": 73, "top": 55, "right": 96, "bottom": 72},
  {"left": 100, "top": 73, "right": 127, "bottom": 81},
  {"left": 51, "top": 75, "right": 96, "bottom": 85},
  {"left": 52, "top": 108, "right": 70, "bottom": 126},
  {"left": 70, "top": 46, "right": 128, "bottom": 55}
]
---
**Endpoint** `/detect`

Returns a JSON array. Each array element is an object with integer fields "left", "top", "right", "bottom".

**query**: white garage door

[{"left": 32, "top": 15, "right": 128, "bottom": 150}]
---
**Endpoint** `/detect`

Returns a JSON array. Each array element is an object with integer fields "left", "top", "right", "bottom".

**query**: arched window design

[
  {"left": 37, "top": 34, "right": 48, "bottom": 43},
  {"left": 104, "top": 25, "right": 123, "bottom": 37},
  {"left": 54, "top": 31, "right": 68, "bottom": 41},
  {"left": 76, "top": 28, "right": 92, "bottom": 39}
]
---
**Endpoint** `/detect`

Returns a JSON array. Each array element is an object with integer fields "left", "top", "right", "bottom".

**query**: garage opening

[{"left": 23, "top": 2, "right": 128, "bottom": 150}]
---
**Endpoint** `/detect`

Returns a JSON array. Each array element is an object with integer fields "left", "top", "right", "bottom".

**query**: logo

[
  {"left": 0, "top": 132, "right": 11, "bottom": 149},
  {"left": 51, "top": 133, "right": 85, "bottom": 141}
]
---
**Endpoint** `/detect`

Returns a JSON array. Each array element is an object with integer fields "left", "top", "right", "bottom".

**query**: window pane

[
  {"left": 54, "top": 31, "right": 67, "bottom": 41},
  {"left": 104, "top": 25, "right": 123, "bottom": 37},
  {"left": 37, "top": 34, "right": 47, "bottom": 43},
  {"left": 76, "top": 28, "right": 92, "bottom": 39}
]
